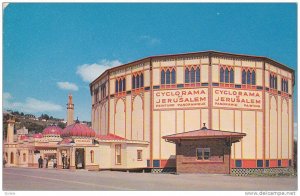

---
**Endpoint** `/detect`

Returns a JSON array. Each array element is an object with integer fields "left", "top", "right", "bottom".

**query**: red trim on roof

[
  {"left": 97, "top": 133, "right": 125, "bottom": 140},
  {"left": 162, "top": 128, "right": 246, "bottom": 140}
]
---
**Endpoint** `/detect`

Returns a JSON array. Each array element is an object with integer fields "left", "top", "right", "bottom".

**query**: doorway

[{"left": 75, "top": 148, "right": 85, "bottom": 169}]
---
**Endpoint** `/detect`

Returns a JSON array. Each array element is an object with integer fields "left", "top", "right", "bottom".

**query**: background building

[{"left": 90, "top": 51, "right": 294, "bottom": 173}]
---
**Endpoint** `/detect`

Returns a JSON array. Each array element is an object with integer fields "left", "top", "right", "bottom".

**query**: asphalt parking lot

[{"left": 2, "top": 167, "right": 298, "bottom": 191}]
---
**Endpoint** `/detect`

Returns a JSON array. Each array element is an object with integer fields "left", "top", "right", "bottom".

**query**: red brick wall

[{"left": 176, "top": 139, "right": 230, "bottom": 174}]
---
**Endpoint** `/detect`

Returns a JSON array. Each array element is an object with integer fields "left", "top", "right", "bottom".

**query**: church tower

[
  {"left": 67, "top": 94, "right": 74, "bottom": 126},
  {"left": 6, "top": 115, "right": 15, "bottom": 143}
]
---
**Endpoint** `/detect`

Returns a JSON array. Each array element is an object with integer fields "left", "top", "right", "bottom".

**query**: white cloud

[
  {"left": 3, "top": 92, "right": 63, "bottom": 113},
  {"left": 139, "top": 35, "right": 161, "bottom": 46},
  {"left": 57, "top": 82, "right": 79, "bottom": 91},
  {"left": 76, "top": 59, "right": 122, "bottom": 83},
  {"left": 3, "top": 92, "right": 12, "bottom": 100}
]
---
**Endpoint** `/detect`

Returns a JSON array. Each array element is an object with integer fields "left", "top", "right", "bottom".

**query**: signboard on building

[
  {"left": 153, "top": 88, "right": 208, "bottom": 110},
  {"left": 74, "top": 139, "right": 93, "bottom": 145},
  {"left": 212, "top": 88, "right": 262, "bottom": 110}
]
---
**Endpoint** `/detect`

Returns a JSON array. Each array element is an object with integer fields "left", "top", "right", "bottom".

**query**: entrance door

[{"left": 75, "top": 148, "right": 85, "bottom": 169}]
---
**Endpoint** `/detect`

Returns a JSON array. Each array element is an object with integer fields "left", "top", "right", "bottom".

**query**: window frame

[
  {"left": 115, "top": 144, "right": 122, "bottom": 165},
  {"left": 219, "top": 65, "right": 234, "bottom": 86},
  {"left": 137, "top": 150, "right": 143, "bottom": 161},
  {"left": 241, "top": 68, "right": 256, "bottom": 88},
  {"left": 90, "top": 150, "right": 94, "bottom": 163},
  {"left": 196, "top": 147, "right": 210, "bottom": 161},
  {"left": 161, "top": 67, "right": 176, "bottom": 88},
  {"left": 184, "top": 65, "right": 201, "bottom": 86},
  {"left": 132, "top": 71, "right": 144, "bottom": 90}
]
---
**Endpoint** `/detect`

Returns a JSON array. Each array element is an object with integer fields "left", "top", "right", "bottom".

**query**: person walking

[
  {"left": 62, "top": 154, "right": 65, "bottom": 169},
  {"left": 45, "top": 157, "right": 48, "bottom": 168},
  {"left": 38, "top": 156, "right": 43, "bottom": 168}
]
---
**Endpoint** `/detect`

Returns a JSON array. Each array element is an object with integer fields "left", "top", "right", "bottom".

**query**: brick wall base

[{"left": 176, "top": 139, "right": 230, "bottom": 174}]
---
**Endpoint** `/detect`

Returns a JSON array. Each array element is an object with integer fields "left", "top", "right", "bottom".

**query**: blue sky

[{"left": 3, "top": 3, "right": 297, "bottom": 125}]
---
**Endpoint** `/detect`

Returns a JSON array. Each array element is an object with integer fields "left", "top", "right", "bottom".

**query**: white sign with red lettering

[
  {"left": 213, "top": 88, "right": 262, "bottom": 110},
  {"left": 153, "top": 88, "right": 208, "bottom": 110}
]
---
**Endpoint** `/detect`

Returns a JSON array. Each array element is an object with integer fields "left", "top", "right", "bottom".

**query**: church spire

[{"left": 67, "top": 94, "right": 74, "bottom": 126}]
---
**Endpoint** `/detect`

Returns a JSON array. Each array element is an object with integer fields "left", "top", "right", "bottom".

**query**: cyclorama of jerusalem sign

[
  {"left": 153, "top": 88, "right": 208, "bottom": 110},
  {"left": 213, "top": 88, "right": 262, "bottom": 110}
]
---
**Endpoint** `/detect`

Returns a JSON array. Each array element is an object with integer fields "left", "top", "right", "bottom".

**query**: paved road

[{"left": 2, "top": 167, "right": 297, "bottom": 191}]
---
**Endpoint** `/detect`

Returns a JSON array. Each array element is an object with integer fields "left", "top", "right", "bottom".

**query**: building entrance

[{"left": 75, "top": 148, "right": 85, "bottom": 169}]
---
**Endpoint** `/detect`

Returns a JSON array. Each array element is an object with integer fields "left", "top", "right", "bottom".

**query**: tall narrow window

[
  {"left": 166, "top": 70, "right": 171, "bottom": 84},
  {"left": 122, "top": 78, "right": 126, "bottom": 91},
  {"left": 196, "top": 67, "right": 200, "bottom": 82},
  {"left": 247, "top": 70, "right": 251, "bottom": 84},
  {"left": 185, "top": 68, "right": 190, "bottom": 83},
  {"left": 282, "top": 78, "right": 289, "bottom": 93},
  {"left": 230, "top": 69, "right": 234, "bottom": 83},
  {"left": 136, "top": 75, "right": 140, "bottom": 88},
  {"left": 225, "top": 68, "right": 229, "bottom": 83},
  {"left": 140, "top": 73, "right": 144, "bottom": 87},
  {"left": 190, "top": 67, "right": 195, "bottom": 83},
  {"left": 251, "top": 71, "right": 256, "bottom": 85},
  {"left": 119, "top": 79, "right": 122, "bottom": 92},
  {"left": 171, "top": 69, "right": 176, "bottom": 84},
  {"left": 220, "top": 67, "right": 225, "bottom": 82},
  {"left": 115, "top": 80, "right": 119, "bottom": 93},
  {"left": 115, "top": 144, "right": 121, "bottom": 165},
  {"left": 161, "top": 70, "right": 165, "bottom": 84},
  {"left": 90, "top": 150, "right": 94, "bottom": 163},
  {"left": 132, "top": 75, "right": 135, "bottom": 89},
  {"left": 242, "top": 70, "right": 247, "bottom": 84},
  {"left": 270, "top": 73, "right": 277, "bottom": 89}
]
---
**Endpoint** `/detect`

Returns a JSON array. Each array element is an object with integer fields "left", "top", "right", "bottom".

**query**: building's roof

[
  {"left": 42, "top": 126, "right": 62, "bottom": 136},
  {"left": 162, "top": 125, "right": 246, "bottom": 143},
  {"left": 97, "top": 133, "right": 125, "bottom": 141},
  {"left": 33, "top": 133, "right": 43, "bottom": 138},
  {"left": 90, "top": 50, "right": 295, "bottom": 89},
  {"left": 58, "top": 138, "right": 73, "bottom": 145},
  {"left": 61, "top": 123, "right": 96, "bottom": 138},
  {"left": 20, "top": 135, "right": 29, "bottom": 140}
]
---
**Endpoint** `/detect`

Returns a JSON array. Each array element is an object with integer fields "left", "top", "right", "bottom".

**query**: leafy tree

[{"left": 57, "top": 122, "right": 66, "bottom": 129}]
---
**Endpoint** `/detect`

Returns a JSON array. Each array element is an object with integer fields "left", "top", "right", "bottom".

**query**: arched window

[
  {"left": 251, "top": 71, "right": 256, "bottom": 85},
  {"left": 230, "top": 69, "right": 234, "bottom": 83},
  {"left": 118, "top": 79, "right": 122, "bottom": 92},
  {"left": 166, "top": 70, "right": 171, "bottom": 84},
  {"left": 140, "top": 73, "right": 144, "bottom": 87},
  {"left": 220, "top": 67, "right": 225, "bottom": 82},
  {"left": 23, "top": 153, "right": 26, "bottom": 162},
  {"left": 10, "top": 152, "right": 14, "bottom": 164},
  {"left": 115, "top": 80, "right": 119, "bottom": 93},
  {"left": 242, "top": 70, "right": 247, "bottom": 84},
  {"left": 132, "top": 75, "right": 135, "bottom": 89},
  {"left": 122, "top": 78, "right": 126, "bottom": 91},
  {"left": 196, "top": 67, "right": 200, "bottom": 82},
  {"left": 247, "top": 70, "right": 251, "bottom": 84},
  {"left": 171, "top": 69, "right": 176, "bottom": 84},
  {"left": 225, "top": 68, "right": 229, "bottom": 83},
  {"left": 190, "top": 67, "right": 195, "bottom": 83},
  {"left": 90, "top": 150, "right": 94, "bottom": 163},
  {"left": 161, "top": 70, "right": 165, "bottom": 84},
  {"left": 185, "top": 68, "right": 190, "bottom": 83},
  {"left": 136, "top": 75, "right": 140, "bottom": 88}
]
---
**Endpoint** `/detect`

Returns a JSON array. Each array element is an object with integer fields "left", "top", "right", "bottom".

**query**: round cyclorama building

[{"left": 90, "top": 51, "right": 295, "bottom": 174}]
